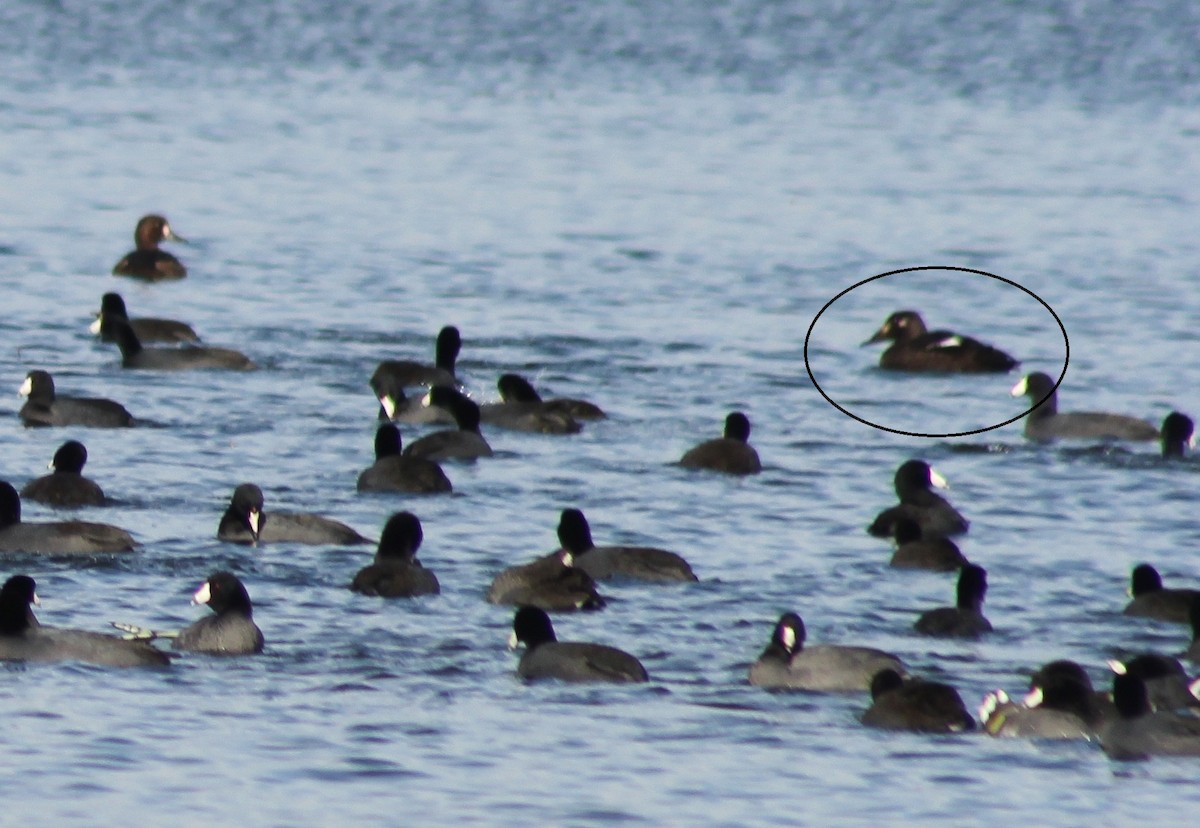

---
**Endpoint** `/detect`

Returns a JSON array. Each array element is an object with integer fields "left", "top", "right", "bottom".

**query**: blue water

[{"left": 2, "top": 1, "right": 1200, "bottom": 823}]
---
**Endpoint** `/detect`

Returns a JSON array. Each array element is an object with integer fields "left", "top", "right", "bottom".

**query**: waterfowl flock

[{"left": 3, "top": 216, "right": 1199, "bottom": 766}]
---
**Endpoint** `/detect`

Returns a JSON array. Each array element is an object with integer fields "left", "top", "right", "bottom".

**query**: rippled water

[{"left": 2, "top": 1, "right": 1200, "bottom": 824}]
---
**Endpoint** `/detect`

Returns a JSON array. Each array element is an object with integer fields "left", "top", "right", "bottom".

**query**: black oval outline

[{"left": 803, "top": 265, "right": 1069, "bottom": 438}]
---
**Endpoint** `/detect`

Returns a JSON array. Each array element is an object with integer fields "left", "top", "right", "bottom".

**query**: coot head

[
  {"left": 374, "top": 424, "right": 404, "bottom": 460},
  {"left": 425, "top": 386, "right": 482, "bottom": 432},
  {"left": 194, "top": 571, "right": 255, "bottom": 618},
  {"left": 224, "top": 483, "right": 265, "bottom": 541},
  {"left": 556, "top": 508, "right": 595, "bottom": 554},
  {"left": 0, "top": 482, "right": 22, "bottom": 527},
  {"left": 0, "top": 574, "right": 39, "bottom": 634},
  {"left": 956, "top": 564, "right": 988, "bottom": 610},
  {"left": 1130, "top": 563, "right": 1164, "bottom": 597},
  {"left": 894, "top": 459, "right": 947, "bottom": 498},
  {"left": 723, "top": 411, "right": 752, "bottom": 443},
  {"left": 510, "top": 605, "right": 558, "bottom": 649},
  {"left": 498, "top": 374, "right": 542, "bottom": 403},
  {"left": 51, "top": 440, "right": 89, "bottom": 475},
  {"left": 1009, "top": 372, "right": 1059, "bottom": 414},
  {"left": 376, "top": 512, "right": 424, "bottom": 560},
  {"left": 1162, "top": 411, "right": 1195, "bottom": 458}
]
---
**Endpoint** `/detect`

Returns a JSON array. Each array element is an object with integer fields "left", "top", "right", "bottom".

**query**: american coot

[
  {"left": 350, "top": 512, "right": 441, "bottom": 598},
  {"left": 1162, "top": 411, "right": 1195, "bottom": 458},
  {"left": 18, "top": 370, "right": 134, "bottom": 428},
  {"left": 887, "top": 517, "right": 969, "bottom": 571},
  {"left": 490, "top": 373, "right": 605, "bottom": 420},
  {"left": 403, "top": 387, "right": 494, "bottom": 462},
  {"left": 678, "top": 411, "right": 762, "bottom": 475},
  {"left": 368, "top": 369, "right": 453, "bottom": 425},
  {"left": 1100, "top": 672, "right": 1200, "bottom": 760},
  {"left": 487, "top": 549, "right": 606, "bottom": 612},
  {"left": 868, "top": 459, "right": 969, "bottom": 540},
  {"left": 217, "top": 483, "right": 369, "bottom": 546},
  {"left": 371, "top": 325, "right": 462, "bottom": 390},
  {"left": 863, "top": 310, "right": 1018, "bottom": 373},
  {"left": 1108, "top": 654, "right": 1200, "bottom": 712},
  {"left": 0, "top": 482, "right": 134, "bottom": 554},
  {"left": 20, "top": 440, "right": 107, "bottom": 508},
  {"left": 748, "top": 612, "right": 905, "bottom": 692},
  {"left": 508, "top": 606, "right": 648, "bottom": 683},
  {"left": 0, "top": 575, "right": 169, "bottom": 666},
  {"left": 914, "top": 564, "right": 993, "bottom": 638},
  {"left": 1010, "top": 372, "right": 1159, "bottom": 441},
  {"left": 112, "top": 214, "right": 188, "bottom": 281},
  {"left": 90, "top": 292, "right": 200, "bottom": 344},
  {"left": 479, "top": 374, "right": 583, "bottom": 434},
  {"left": 356, "top": 425, "right": 453, "bottom": 494},
  {"left": 1122, "top": 563, "right": 1200, "bottom": 624},
  {"left": 555, "top": 508, "right": 697, "bottom": 583},
  {"left": 175, "top": 572, "right": 264, "bottom": 654},
  {"left": 105, "top": 316, "right": 257, "bottom": 371},
  {"left": 860, "top": 668, "right": 975, "bottom": 732},
  {"left": 979, "top": 660, "right": 1108, "bottom": 739}
]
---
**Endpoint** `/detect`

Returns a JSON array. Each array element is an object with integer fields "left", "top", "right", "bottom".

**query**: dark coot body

[
  {"left": 18, "top": 370, "right": 134, "bottom": 428},
  {"left": 0, "top": 575, "right": 169, "bottom": 666},
  {"left": 979, "top": 660, "right": 1109, "bottom": 739},
  {"left": 487, "top": 549, "right": 605, "bottom": 612},
  {"left": 175, "top": 571, "right": 264, "bottom": 655},
  {"left": 861, "top": 668, "right": 975, "bottom": 733},
  {"left": 678, "top": 411, "right": 762, "bottom": 475},
  {"left": 112, "top": 214, "right": 188, "bottom": 281},
  {"left": 1112, "top": 654, "right": 1200, "bottom": 712},
  {"left": 748, "top": 612, "right": 905, "bottom": 692},
  {"left": 863, "top": 310, "right": 1018, "bottom": 373},
  {"left": 1010, "top": 372, "right": 1159, "bottom": 441},
  {"left": 555, "top": 508, "right": 696, "bottom": 583},
  {"left": 403, "top": 387, "right": 493, "bottom": 462},
  {"left": 217, "top": 483, "right": 369, "bottom": 546},
  {"left": 369, "top": 369, "right": 454, "bottom": 425},
  {"left": 1100, "top": 672, "right": 1200, "bottom": 760},
  {"left": 491, "top": 373, "right": 605, "bottom": 420},
  {"left": 356, "top": 425, "right": 452, "bottom": 494},
  {"left": 868, "top": 459, "right": 969, "bottom": 540},
  {"left": 509, "top": 606, "right": 647, "bottom": 683},
  {"left": 1122, "top": 563, "right": 1200, "bottom": 624},
  {"left": 887, "top": 518, "right": 968, "bottom": 571},
  {"left": 479, "top": 374, "right": 587, "bottom": 433},
  {"left": 0, "top": 482, "right": 134, "bottom": 554},
  {"left": 92, "top": 292, "right": 200, "bottom": 344},
  {"left": 371, "top": 325, "right": 462, "bottom": 390},
  {"left": 350, "top": 512, "right": 441, "bottom": 598},
  {"left": 106, "top": 317, "right": 256, "bottom": 371},
  {"left": 914, "top": 564, "right": 993, "bottom": 638},
  {"left": 20, "top": 440, "right": 107, "bottom": 508}
]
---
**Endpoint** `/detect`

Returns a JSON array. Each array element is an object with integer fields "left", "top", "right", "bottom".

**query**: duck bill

[
  {"left": 17, "top": 377, "right": 32, "bottom": 397},
  {"left": 248, "top": 509, "right": 261, "bottom": 542},
  {"left": 89, "top": 315, "right": 104, "bottom": 335},
  {"left": 507, "top": 631, "right": 521, "bottom": 651},
  {"left": 162, "top": 224, "right": 188, "bottom": 244},
  {"left": 1009, "top": 376, "right": 1028, "bottom": 397},
  {"left": 862, "top": 327, "right": 890, "bottom": 346}
]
